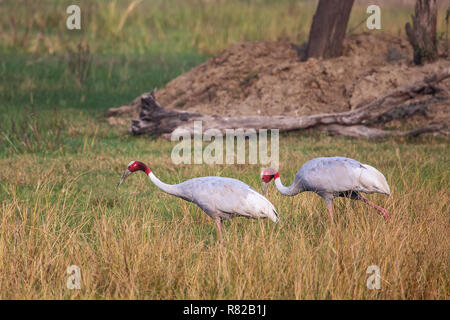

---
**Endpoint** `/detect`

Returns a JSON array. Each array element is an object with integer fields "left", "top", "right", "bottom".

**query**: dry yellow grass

[{"left": 0, "top": 134, "right": 448, "bottom": 299}]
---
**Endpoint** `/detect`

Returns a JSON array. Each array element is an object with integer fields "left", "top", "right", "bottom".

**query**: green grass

[
  {"left": 1, "top": 0, "right": 448, "bottom": 56},
  {"left": 0, "top": 0, "right": 449, "bottom": 299}
]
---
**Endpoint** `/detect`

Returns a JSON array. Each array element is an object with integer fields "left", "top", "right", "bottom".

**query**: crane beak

[
  {"left": 262, "top": 181, "right": 269, "bottom": 197},
  {"left": 117, "top": 169, "right": 131, "bottom": 188}
]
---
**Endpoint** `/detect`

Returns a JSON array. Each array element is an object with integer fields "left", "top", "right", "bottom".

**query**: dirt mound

[{"left": 109, "top": 32, "right": 449, "bottom": 127}]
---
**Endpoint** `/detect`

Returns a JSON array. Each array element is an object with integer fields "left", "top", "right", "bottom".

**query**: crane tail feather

[
  {"left": 360, "top": 164, "right": 390, "bottom": 195},
  {"left": 245, "top": 189, "right": 279, "bottom": 223}
]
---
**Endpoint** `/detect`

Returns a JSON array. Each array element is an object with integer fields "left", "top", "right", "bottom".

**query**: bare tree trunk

[
  {"left": 405, "top": 0, "right": 438, "bottom": 65},
  {"left": 304, "top": 0, "right": 354, "bottom": 60}
]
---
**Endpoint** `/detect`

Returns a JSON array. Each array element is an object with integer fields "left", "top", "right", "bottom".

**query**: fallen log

[
  {"left": 107, "top": 68, "right": 449, "bottom": 139},
  {"left": 319, "top": 123, "right": 445, "bottom": 139}
]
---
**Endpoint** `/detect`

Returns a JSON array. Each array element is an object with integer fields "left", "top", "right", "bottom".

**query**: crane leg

[
  {"left": 215, "top": 218, "right": 223, "bottom": 243},
  {"left": 360, "top": 195, "right": 390, "bottom": 222},
  {"left": 327, "top": 203, "right": 334, "bottom": 223}
]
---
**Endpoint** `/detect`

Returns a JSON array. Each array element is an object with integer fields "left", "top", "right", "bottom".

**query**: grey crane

[
  {"left": 118, "top": 161, "right": 279, "bottom": 241},
  {"left": 261, "top": 157, "right": 390, "bottom": 222}
]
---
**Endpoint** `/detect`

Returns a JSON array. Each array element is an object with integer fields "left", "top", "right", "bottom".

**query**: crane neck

[
  {"left": 148, "top": 172, "right": 181, "bottom": 197},
  {"left": 274, "top": 173, "right": 303, "bottom": 196}
]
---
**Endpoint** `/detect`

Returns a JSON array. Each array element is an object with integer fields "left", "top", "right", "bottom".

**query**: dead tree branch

[{"left": 107, "top": 68, "right": 449, "bottom": 140}]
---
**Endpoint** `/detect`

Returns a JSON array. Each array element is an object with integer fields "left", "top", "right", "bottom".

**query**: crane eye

[{"left": 128, "top": 162, "right": 138, "bottom": 171}]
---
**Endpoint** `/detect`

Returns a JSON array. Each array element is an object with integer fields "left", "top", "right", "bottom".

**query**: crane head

[
  {"left": 261, "top": 168, "right": 277, "bottom": 196},
  {"left": 117, "top": 161, "right": 150, "bottom": 187}
]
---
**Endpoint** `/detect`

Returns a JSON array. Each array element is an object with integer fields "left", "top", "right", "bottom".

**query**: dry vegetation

[
  {"left": 0, "top": 134, "right": 448, "bottom": 299},
  {"left": 109, "top": 33, "right": 449, "bottom": 123},
  {"left": 0, "top": 0, "right": 449, "bottom": 299},
  {"left": 1, "top": 0, "right": 449, "bottom": 56}
]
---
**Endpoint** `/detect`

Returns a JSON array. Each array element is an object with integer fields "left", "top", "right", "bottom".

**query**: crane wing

[
  {"left": 358, "top": 164, "right": 391, "bottom": 195},
  {"left": 298, "top": 157, "right": 390, "bottom": 195},
  {"left": 181, "top": 177, "right": 279, "bottom": 222}
]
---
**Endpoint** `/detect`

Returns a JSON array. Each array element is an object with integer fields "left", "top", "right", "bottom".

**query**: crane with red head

[
  {"left": 118, "top": 161, "right": 279, "bottom": 242},
  {"left": 261, "top": 157, "right": 391, "bottom": 222}
]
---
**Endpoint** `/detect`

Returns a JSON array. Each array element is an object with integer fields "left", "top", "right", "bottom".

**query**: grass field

[{"left": 0, "top": 0, "right": 449, "bottom": 299}]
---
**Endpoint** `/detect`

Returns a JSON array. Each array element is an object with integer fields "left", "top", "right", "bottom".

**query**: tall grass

[
  {"left": 1, "top": 0, "right": 449, "bottom": 56},
  {"left": 0, "top": 0, "right": 448, "bottom": 299},
  {"left": 0, "top": 134, "right": 448, "bottom": 299}
]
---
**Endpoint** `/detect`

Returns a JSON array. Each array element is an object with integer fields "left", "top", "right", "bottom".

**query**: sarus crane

[
  {"left": 261, "top": 157, "right": 390, "bottom": 222},
  {"left": 118, "top": 161, "right": 279, "bottom": 241}
]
